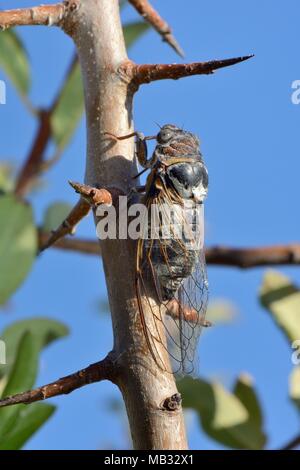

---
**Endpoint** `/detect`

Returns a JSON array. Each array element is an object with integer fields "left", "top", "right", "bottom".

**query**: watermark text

[{"left": 0, "top": 80, "right": 6, "bottom": 105}]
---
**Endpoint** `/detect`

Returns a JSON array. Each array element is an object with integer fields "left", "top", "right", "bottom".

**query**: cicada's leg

[
  {"left": 127, "top": 185, "right": 146, "bottom": 203},
  {"left": 135, "top": 132, "right": 150, "bottom": 169},
  {"left": 104, "top": 130, "right": 156, "bottom": 169}
]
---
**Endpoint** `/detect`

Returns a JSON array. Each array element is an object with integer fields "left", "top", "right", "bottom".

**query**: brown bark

[
  {"left": 128, "top": 0, "right": 184, "bottom": 57},
  {"left": 0, "top": 357, "right": 114, "bottom": 407},
  {"left": 0, "top": 3, "right": 66, "bottom": 28},
  {"left": 63, "top": 0, "right": 188, "bottom": 450},
  {"left": 131, "top": 56, "right": 253, "bottom": 84}
]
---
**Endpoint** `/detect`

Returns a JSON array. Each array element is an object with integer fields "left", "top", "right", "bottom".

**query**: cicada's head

[
  {"left": 154, "top": 125, "right": 208, "bottom": 203},
  {"left": 156, "top": 124, "right": 199, "bottom": 150}
]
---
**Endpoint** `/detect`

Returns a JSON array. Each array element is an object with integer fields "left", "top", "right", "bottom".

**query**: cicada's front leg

[
  {"left": 104, "top": 130, "right": 156, "bottom": 173},
  {"left": 134, "top": 132, "right": 151, "bottom": 170}
]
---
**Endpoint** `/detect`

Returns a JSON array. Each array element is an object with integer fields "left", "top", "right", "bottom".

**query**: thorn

[
  {"left": 164, "top": 33, "right": 185, "bottom": 58},
  {"left": 69, "top": 181, "right": 113, "bottom": 206}
]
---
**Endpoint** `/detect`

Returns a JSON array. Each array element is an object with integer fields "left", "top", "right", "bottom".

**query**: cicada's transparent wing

[
  {"left": 135, "top": 192, "right": 209, "bottom": 376},
  {"left": 166, "top": 250, "right": 209, "bottom": 376}
]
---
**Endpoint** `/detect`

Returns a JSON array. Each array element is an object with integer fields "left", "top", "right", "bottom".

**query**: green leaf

[
  {"left": 0, "top": 163, "right": 14, "bottom": 192},
  {"left": 42, "top": 201, "right": 73, "bottom": 232},
  {"left": 0, "top": 403, "right": 55, "bottom": 450},
  {"left": 0, "top": 332, "right": 39, "bottom": 438},
  {"left": 2, "top": 332, "right": 38, "bottom": 398},
  {"left": 51, "top": 59, "right": 83, "bottom": 150},
  {"left": 179, "top": 376, "right": 266, "bottom": 449},
  {"left": 50, "top": 21, "right": 148, "bottom": 151},
  {"left": 0, "top": 317, "right": 69, "bottom": 379},
  {"left": 0, "top": 194, "right": 37, "bottom": 306},
  {"left": 124, "top": 21, "right": 149, "bottom": 49},
  {"left": 290, "top": 367, "right": 300, "bottom": 412},
  {"left": 260, "top": 270, "right": 300, "bottom": 343},
  {"left": 233, "top": 374, "right": 266, "bottom": 448},
  {"left": 0, "top": 30, "right": 30, "bottom": 96}
]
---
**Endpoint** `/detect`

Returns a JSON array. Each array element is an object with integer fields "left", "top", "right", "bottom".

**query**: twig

[
  {"left": 38, "top": 236, "right": 300, "bottom": 268},
  {"left": 0, "top": 356, "right": 114, "bottom": 408},
  {"left": 40, "top": 184, "right": 124, "bottom": 252},
  {"left": 0, "top": 3, "right": 67, "bottom": 29},
  {"left": 131, "top": 55, "right": 254, "bottom": 84},
  {"left": 281, "top": 434, "right": 300, "bottom": 450},
  {"left": 205, "top": 244, "right": 300, "bottom": 268},
  {"left": 69, "top": 181, "right": 114, "bottom": 206},
  {"left": 127, "top": 0, "right": 184, "bottom": 57},
  {"left": 14, "top": 110, "right": 51, "bottom": 197},
  {"left": 14, "top": 52, "right": 79, "bottom": 198},
  {"left": 40, "top": 197, "right": 91, "bottom": 252},
  {"left": 38, "top": 231, "right": 101, "bottom": 255}
]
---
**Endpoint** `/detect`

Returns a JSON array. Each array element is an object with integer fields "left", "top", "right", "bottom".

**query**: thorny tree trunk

[
  {"left": 0, "top": 0, "right": 252, "bottom": 450},
  {"left": 67, "top": 0, "right": 188, "bottom": 449}
]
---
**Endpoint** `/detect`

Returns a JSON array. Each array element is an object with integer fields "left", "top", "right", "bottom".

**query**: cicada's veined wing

[
  {"left": 167, "top": 250, "right": 209, "bottom": 376},
  {"left": 135, "top": 190, "right": 209, "bottom": 376}
]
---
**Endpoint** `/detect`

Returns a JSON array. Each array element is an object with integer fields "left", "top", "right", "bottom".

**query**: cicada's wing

[
  {"left": 167, "top": 250, "right": 209, "bottom": 376},
  {"left": 135, "top": 192, "right": 209, "bottom": 376}
]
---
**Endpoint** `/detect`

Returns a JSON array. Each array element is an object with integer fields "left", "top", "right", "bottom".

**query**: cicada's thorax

[{"left": 143, "top": 125, "right": 208, "bottom": 301}]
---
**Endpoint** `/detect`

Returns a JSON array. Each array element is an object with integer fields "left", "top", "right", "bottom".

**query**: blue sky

[{"left": 0, "top": 0, "right": 299, "bottom": 449}]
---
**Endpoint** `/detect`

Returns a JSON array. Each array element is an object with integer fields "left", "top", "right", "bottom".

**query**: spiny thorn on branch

[
  {"left": 131, "top": 55, "right": 254, "bottom": 84},
  {"left": 128, "top": 0, "right": 184, "bottom": 57},
  {"left": 0, "top": 3, "right": 68, "bottom": 29},
  {"left": 69, "top": 181, "right": 114, "bottom": 207},
  {"left": 0, "top": 356, "right": 115, "bottom": 408}
]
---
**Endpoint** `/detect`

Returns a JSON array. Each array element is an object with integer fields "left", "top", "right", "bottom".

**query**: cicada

[{"left": 109, "top": 124, "right": 209, "bottom": 376}]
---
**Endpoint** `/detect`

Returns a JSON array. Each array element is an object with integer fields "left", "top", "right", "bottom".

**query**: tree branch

[
  {"left": 38, "top": 231, "right": 100, "bottom": 255},
  {"left": 14, "top": 110, "right": 51, "bottom": 197},
  {"left": 14, "top": 51, "right": 79, "bottom": 197},
  {"left": 127, "top": 0, "right": 184, "bottom": 57},
  {"left": 0, "top": 356, "right": 114, "bottom": 408},
  {"left": 40, "top": 184, "right": 124, "bottom": 252},
  {"left": 131, "top": 55, "right": 254, "bottom": 84},
  {"left": 38, "top": 235, "right": 300, "bottom": 269},
  {"left": 68, "top": 181, "right": 115, "bottom": 206},
  {"left": 39, "top": 197, "right": 91, "bottom": 252},
  {"left": 66, "top": 0, "right": 188, "bottom": 450},
  {"left": 281, "top": 434, "right": 300, "bottom": 450},
  {"left": 0, "top": 3, "right": 67, "bottom": 29},
  {"left": 205, "top": 244, "right": 300, "bottom": 268}
]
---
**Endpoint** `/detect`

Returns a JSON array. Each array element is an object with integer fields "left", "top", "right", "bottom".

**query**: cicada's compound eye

[{"left": 157, "top": 128, "right": 174, "bottom": 144}]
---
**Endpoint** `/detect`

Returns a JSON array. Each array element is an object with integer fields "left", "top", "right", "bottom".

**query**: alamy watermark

[
  {"left": 0, "top": 340, "right": 6, "bottom": 365},
  {"left": 291, "top": 340, "right": 300, "bottom": 365},
  {"left": 291, "top": 80, "right": 300, "bottom": 105},
  {"left": 95, "top": 197, "right": 205, "bottom": 251},
  {"left": 0, "top": 80, "right": 6, "bottom": 105}
]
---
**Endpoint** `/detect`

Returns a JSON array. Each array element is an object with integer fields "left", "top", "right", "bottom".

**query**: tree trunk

[{"left": 66, "top": 0, "right": 188, "bottom": 450}]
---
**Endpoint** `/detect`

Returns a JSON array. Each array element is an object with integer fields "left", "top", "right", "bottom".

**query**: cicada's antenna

[
  {"left": 154, "top": 122, "right": 162, "bottom": 130},
  {"left": 104, "top": 131, "right": 156, "bottom": 141}
]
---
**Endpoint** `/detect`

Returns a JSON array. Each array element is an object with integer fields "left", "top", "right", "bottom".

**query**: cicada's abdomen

[{"left": 144, "top": 200, "right": 204, "bottom": 302}]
